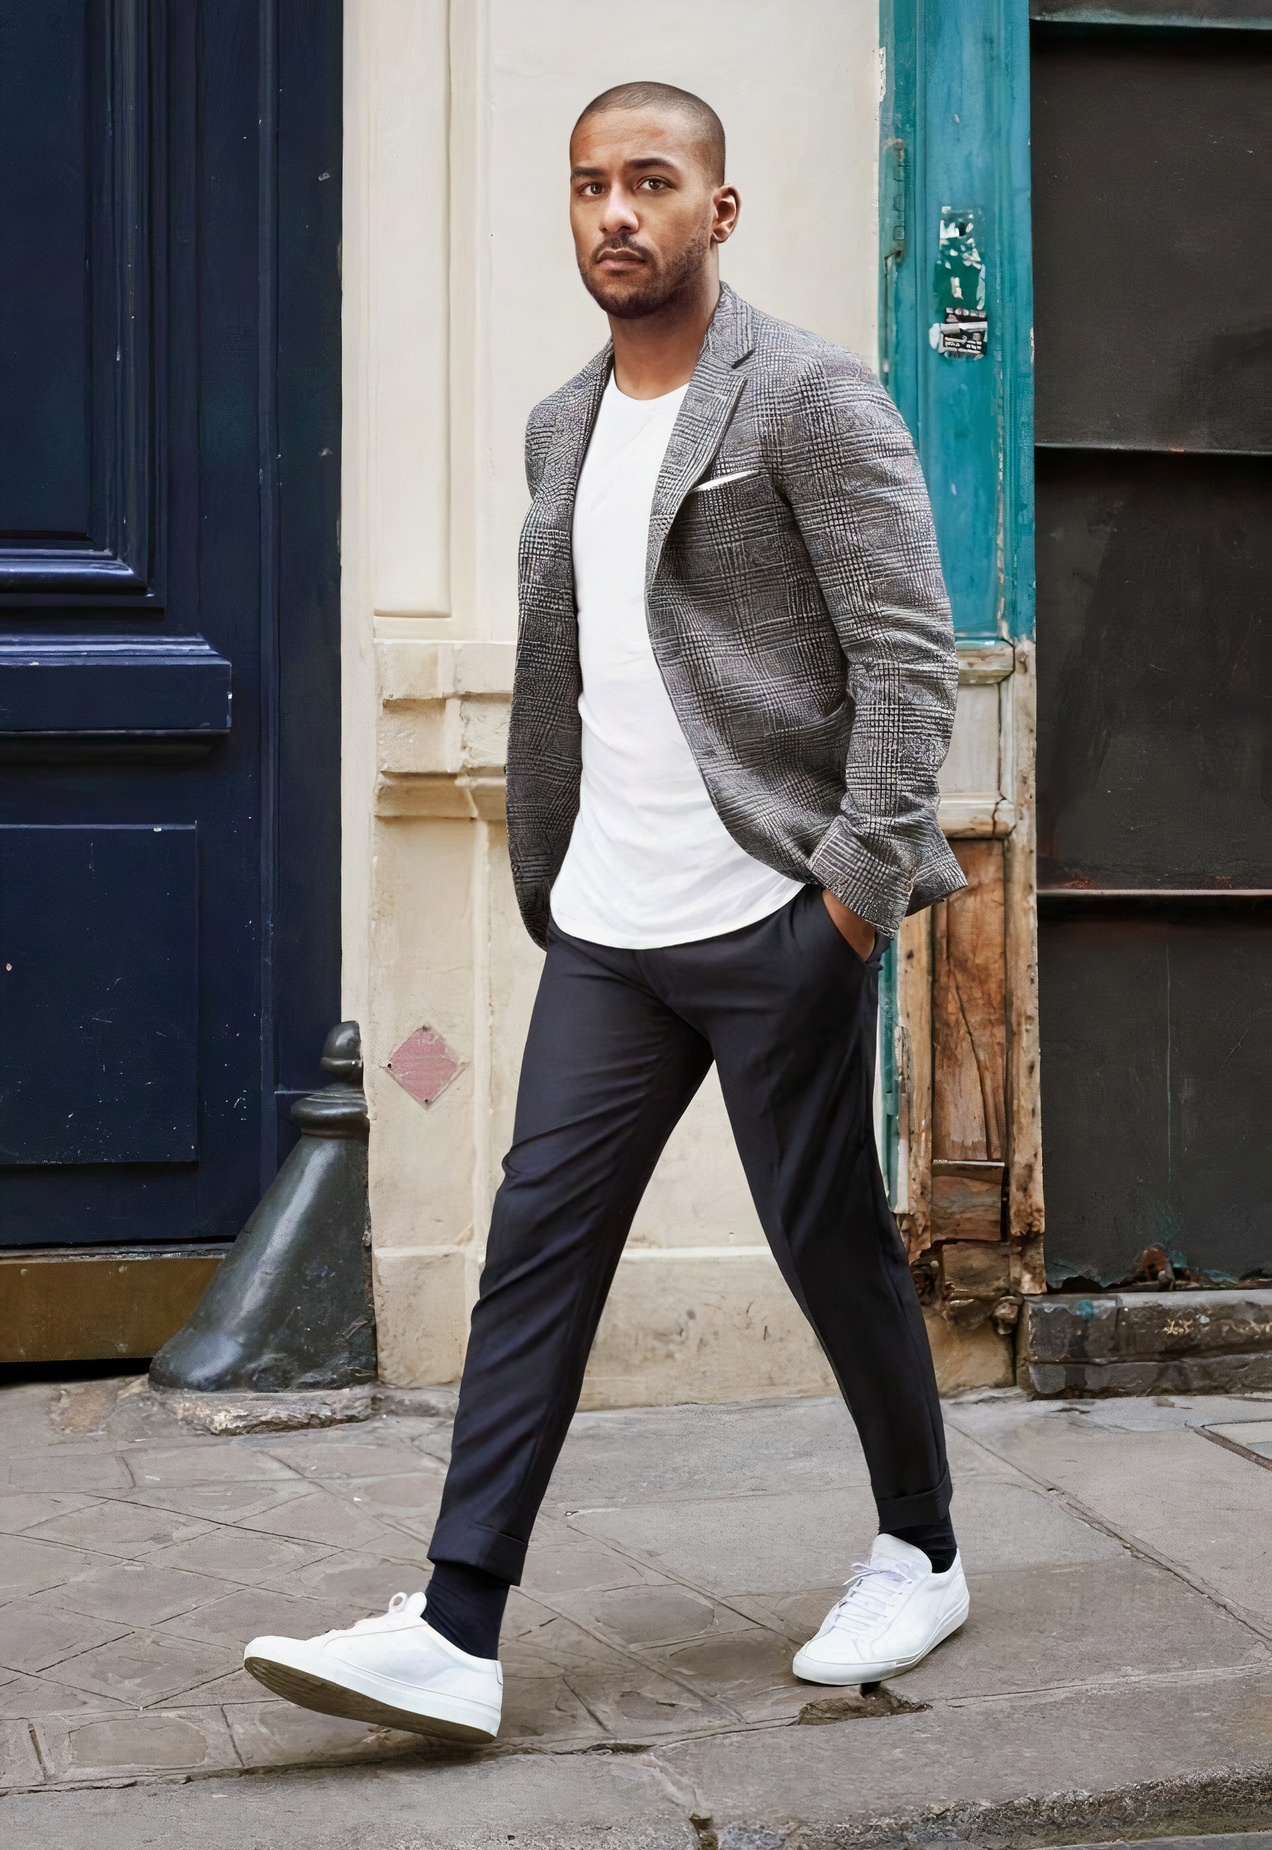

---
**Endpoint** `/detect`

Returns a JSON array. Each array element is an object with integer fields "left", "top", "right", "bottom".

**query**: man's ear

[{"left": 712, "top": 185, "right": 741, "bottom": 245}]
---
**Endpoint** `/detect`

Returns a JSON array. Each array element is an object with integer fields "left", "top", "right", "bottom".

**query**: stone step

[{"left": 1020, "top": 1288, "right": 1272, "bottom": 1397}]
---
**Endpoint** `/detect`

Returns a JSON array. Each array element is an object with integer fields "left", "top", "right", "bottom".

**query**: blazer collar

[
  {"left": 530, "top": 284, "right": 757, "bottom": 601},
  {"left": 537, "top": 282, "right": 755, "bottom": 509}
]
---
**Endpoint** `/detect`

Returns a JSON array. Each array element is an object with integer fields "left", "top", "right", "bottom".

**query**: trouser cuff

[
  {"left": 428, "top": 1515, "right": 526, "bottom": 1585},
  {"left": 874, "top": 1467, "right": 952, "bottom": 1531}
]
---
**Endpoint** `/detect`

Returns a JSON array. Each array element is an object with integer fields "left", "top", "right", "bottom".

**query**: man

[{"left": 245, "top": 80, "right": 968, "bottom": 1745}]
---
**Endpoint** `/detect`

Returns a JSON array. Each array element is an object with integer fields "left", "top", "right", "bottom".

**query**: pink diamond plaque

[{"left": 384, "top": 1026, "right": 466, "bottom": 1108}]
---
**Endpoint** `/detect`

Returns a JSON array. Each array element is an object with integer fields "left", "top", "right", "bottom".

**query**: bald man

[{"left": 245, "top": 82, "right": 968, "bottom": 1744}]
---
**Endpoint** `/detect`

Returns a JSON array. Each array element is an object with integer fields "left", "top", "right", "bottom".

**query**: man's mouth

[{"left": 595, "top": 246, "right": 646, "bottom": 269}]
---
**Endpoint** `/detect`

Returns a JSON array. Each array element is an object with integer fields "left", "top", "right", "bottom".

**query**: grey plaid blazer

[{"left": 508, "top": 283, "right": 966, "bottom": 948}]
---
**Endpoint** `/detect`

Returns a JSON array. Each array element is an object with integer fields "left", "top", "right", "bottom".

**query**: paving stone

[
  {"left": 151, "top": 1665, "right": 267, "bottom": 1707},
  {"left": 287, "top": 1549, "right": 433, "bottom": 1608},
  {"left": 900, "top": 1556, "right": 1272, "bottom": 1703},
  {"left": 234, "top": 1483, "right": 408, "bottom": 1550},
  {"left": 563, "top": 1662, "right": 734, "bottom": 1736},
  {"left": 23, "top": 1500, "right": 215, "bottom": 1557},
  {"left": 571, "top": 1583, "right": 724, "bottom": 1646},
  {"left": 253, "top": 1436, "right": 425, "bottom": 1479},
  {"left": 659, "top": 1625, "right": 804, "bottom": 1723},
  {"left": 39, "top": 1631, "right": 239, "bottom": 1705},
  {"left": 155, "top": 1585, "right": 361, "bottom": 1652},
  {"left": 0, "top": 1385, "right": 66, "bottom": 1453},
  {"left": 0, "top": 1492, "right": 100, "bottom": 1533},
  {"left": 0, "top": 1670, "right": 128, "bottom": 1714},
  {"left": 1208, "top": 1417, "right": 1272, "bottom": 1459},
  {"left": 573, "top": 1476, "right": 1125, "bottom": 1597},
  {"left": 53, "top": 1561, "right": 226, "bottom": 1626},
  {"left": 542, "top": 1397, "right": 872, "bottom": 1512},
  {"left": 145, "top": 1525, "right": 334, "bottom": 1585},
  {"left": 944, "top": 1475, "right": 1131, "bottom": 1568},
  {"left": 946, "top": 1410, "right": 1272, "bottom": 1617},
  {"left": 0, "top": 1599, "right": 129, "bottom": 1673},
  {"left": 0, "top": 1717, "right": 45, "bottom": 1790},
  {"left": 33, "top": 1703, "right": 239, "bottom": 1781},
  {"left": 124, "top": 1444, "right": 298, "bottom": 1488},
  {"left": 335, "top": 1468, "right": 445, "bottom": 1507},
  {"left": 0, "top": 1536, "right": 101, "bottom": 1601},
  {"left": 223, "top": 1698, "right": 428, "bottom": 1771},
  {"left": 499, "top": 1669, "right": 611, "bottom": 1744},
  {"left": 502, "top": 1598, "right": 650, "bottom": 1673},
  {"left": 5, "top": 1451, "right": 133, "bottom": 1493},
  {"left": 520, "top": 1540, "right": 660, "bottom": 1598},
  {"left": 125, "top": 1479, "right": 311, "bottom": 1521}
]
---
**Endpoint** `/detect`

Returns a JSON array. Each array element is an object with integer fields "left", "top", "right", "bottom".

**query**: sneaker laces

[{"left": 824, "top": 1560, "right": 913, "bottom": 1635}]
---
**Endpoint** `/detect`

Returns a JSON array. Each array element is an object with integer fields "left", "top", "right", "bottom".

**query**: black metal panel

[
  {"left": 1038, "top": 902, "right": 1272, "bottom": 1285},
  {"left": 1032, "top": 28, "right": 1272, "bottom": 453},
  {"left": 1032, "top": 3, "right": 1272, "bottom": 20},
  {"left": 1036, "top": 450, "right": 1272, "bottom": 889},
  {"left": 0, "top": 825, "right": 198, "bottom": 1164}
]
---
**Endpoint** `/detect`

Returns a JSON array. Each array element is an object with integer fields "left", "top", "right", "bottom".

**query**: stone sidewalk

[{"left": 2, "top": 1373, "right": 1271, "bottom": 1847}]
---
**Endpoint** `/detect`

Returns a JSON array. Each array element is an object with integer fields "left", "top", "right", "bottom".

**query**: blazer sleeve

[{"left": 774, "top": 353, "right": 962, "bottom": 935}]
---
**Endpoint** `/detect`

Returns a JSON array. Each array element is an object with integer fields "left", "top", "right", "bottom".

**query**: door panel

[
  {"left": 1032, "top": 30, "right": 1272, "bottom": 455},
  {"left": 0, "top": 0, "right": 341, "bottom": 1256},
  {"left": 0, "top": 825, "right": 198, "bottom": 1165},
  {"left": 1032, "top": 21, "right": 1272, "bottom": 1286},
  {"left": 1038, "top": 906, "right": 1272, "bottom": 1286},
  {"left": 1036, "top": 451, "right": 1272, "bottom": 890}
]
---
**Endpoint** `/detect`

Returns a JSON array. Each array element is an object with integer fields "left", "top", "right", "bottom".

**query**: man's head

[{"left": 569, "top": 82, "right": 738, "bottom": 320}]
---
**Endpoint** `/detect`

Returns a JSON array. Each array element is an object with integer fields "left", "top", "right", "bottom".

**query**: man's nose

[{"left": 598, "top": 186, "right": 639, "bottom": 236}]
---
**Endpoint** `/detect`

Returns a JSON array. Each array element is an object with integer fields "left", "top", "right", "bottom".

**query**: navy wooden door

[{"left": 0, "top": 3, "right": 341, "bottom": 1253}]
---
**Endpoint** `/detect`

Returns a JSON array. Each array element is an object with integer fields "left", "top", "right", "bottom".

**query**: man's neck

[{"left": 609, "top": 272, "right": 721, "bottom": 401}]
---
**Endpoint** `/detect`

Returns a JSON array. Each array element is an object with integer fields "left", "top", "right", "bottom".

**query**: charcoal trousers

[{"left": 429, "top": 884, "right": 951, "bottom": 1585}]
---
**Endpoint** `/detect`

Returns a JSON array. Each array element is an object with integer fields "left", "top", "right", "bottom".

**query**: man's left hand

[{"left": 822, "top": 890, "right": 876, "bottom": 963}]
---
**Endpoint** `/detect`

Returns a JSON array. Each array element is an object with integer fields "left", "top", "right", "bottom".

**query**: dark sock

[
  {"left": 890, "top": 1517, "right": 958, "bottom": 1575},
  {"left": 423, "top": 1559, "right": 509, "bottom": 1659}
]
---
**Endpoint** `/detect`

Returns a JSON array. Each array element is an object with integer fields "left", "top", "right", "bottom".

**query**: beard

[{"left": 579, "top": 224, "right": 713, "bottom": 319}]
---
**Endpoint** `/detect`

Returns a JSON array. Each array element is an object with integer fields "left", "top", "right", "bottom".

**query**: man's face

[{"left": 569, "top": 107, "right": 736, "bottom": 319}]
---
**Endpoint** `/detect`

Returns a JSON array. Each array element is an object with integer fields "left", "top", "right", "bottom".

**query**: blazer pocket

[{"left": 688, "top": 468, "right": 760, "bottom": 495}]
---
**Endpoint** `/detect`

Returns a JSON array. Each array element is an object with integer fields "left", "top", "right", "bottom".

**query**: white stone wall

[{"left": 341, "top": 0, "right": 891, "bottom": 1398}]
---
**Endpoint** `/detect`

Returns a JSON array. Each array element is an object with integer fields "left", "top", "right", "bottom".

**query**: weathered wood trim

[
  {"left": 1003, "top": 642, "right": 1045, "bottom": 1287},
  {"left": 895, "top": 906, "right": 934, "bottom": 1258},
  {"left": 956, "top": 641, "right": 1016, "bottom": 685},
  {"left": 932, "top": 840, "right": 1008, "bottom": 1164},
  {"left": 932, "top": 1158, "right": 1006, "bottom": 1241}
]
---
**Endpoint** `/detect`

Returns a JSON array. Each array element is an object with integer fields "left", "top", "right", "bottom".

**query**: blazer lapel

[
  {"left": 527, "top": 345, "right": 612, "bottom": 616},
  {"left": 645, "top": 285, "right": 756, "bottom": 591}
]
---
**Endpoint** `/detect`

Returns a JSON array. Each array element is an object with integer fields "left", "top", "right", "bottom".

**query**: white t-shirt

[{"left": 548, "top": 374, "right": 801, "bottom": 949}]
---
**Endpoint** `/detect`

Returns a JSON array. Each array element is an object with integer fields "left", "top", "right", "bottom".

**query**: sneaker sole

[
  {"left": 244, "top": 1651, "right": 499, "bottom": 1744},
  {"left": 791, "top": 1598, "right": 970, "bottom": 1687}
]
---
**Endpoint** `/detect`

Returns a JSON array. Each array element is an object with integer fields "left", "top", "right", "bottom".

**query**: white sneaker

[
  {"left": 243, "top": 1590, "right": 503, "bottom": 1742},
  {"left": 792, "top": 1534, "right": 969, "bottom": 1685}
]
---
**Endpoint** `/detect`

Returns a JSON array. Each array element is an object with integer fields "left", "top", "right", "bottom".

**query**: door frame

[{"left": 877, "top": 0, "right": 1044, "bottom": 1318}]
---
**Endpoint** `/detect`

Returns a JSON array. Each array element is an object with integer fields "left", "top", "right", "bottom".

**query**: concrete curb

[{"left": 770, "top": 1765, "right": 1272, "bottom": 1850}]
